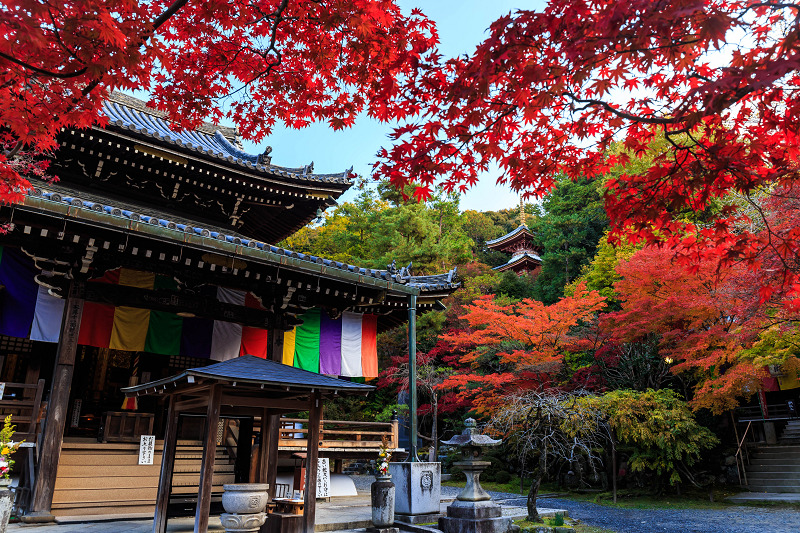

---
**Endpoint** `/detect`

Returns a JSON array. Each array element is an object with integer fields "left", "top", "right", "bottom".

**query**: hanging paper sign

[
  {"left": 139, "top": 435, "right": 156, "bottom": 465},
  {"left": 316, "top": 458, "right": 330, "bottom": 498},
  {"left": 70, "top": 399, "right": 82, "bottom": 428}
]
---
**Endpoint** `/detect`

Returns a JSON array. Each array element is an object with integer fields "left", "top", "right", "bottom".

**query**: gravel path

[
  {"left": 442, "top": 486, "right": 800, "bottom": 533},
  {"left": 352, "top": 476, "right": 800, "bottom": 533}
]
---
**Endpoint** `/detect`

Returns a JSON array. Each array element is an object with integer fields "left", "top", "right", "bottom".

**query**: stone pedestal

[
  {"left": 371, "top": 476, "right": 396, "bottom": 528},
  {"left": 0, "top": 482, "right": 12, "bottom": 533},
  {"left": 389, "top": 461, "right": 441, "bottom": 524},
  {"left": 220, "top": 512, "right": 267, "bottom": 533},
  {"left": 439, "top": 419, "right": 510, "bottom": 533},
  {"left": 765, "top": 422, "right": 778, "bottom": 444},
  {"left": 221, "top": 483, "right": 269, "bottom": 533},
  {"left": 439, "top": 500, "right": 511, "bottom": 533}
]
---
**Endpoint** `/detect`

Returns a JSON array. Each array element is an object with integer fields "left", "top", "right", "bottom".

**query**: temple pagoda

[{"left": 486, "top": 200, "right": 542, "bottom": 276}]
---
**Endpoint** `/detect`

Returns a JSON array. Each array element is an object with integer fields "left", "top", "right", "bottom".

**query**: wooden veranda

[{"left": 123, "top": 355, "right": 373, "bottom": 533}]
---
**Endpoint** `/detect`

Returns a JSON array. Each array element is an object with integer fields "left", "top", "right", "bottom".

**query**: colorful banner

[
  {"left": 0, "top": 247, "right": 65, "bottom": 341},
  {"left": 341, "top": 311, "right": 364, "bottom": 377},
  {"left": 0, "top": 248, "right": 380, "bottom": 376},
  {"left": 30, "top": 277, "right": 66, "bottom": 342},
  {"left": 286, "top": 309, "right": 378, "bottom": 378},
  {"left": 319, "top": 311, "right": 342, "bottom": 375},
  {"left": 240, "top": 293, "right": 269, "bottom": 358},
  {"left": 77, "top": 275, "right": 269, "bottom": 361}
]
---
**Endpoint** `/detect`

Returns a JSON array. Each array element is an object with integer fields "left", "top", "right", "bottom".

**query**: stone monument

[
  {"left": 439, "top": 419, "right": 511, "bottom": 533},
  {"left": 389, "top": 461, "right": 441, "bottom": 524}
]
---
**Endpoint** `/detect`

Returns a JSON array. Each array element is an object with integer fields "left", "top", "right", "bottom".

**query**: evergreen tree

[{"left": 532, "top": 177, "right": 608, "bottom": 304}]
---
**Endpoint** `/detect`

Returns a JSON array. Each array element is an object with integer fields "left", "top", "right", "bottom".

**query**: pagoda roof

[
  {"left": 486, "top": 224, "right": 534, "bottom": 249},
  {"left": 492, "top": 252, "right": 542, "bottom": 273},
  {"left": 103, "top": 93, "right": 352, "bottom": 186},
  {"left": 21, "top": 181, "right": 460, "bottom": 295}
]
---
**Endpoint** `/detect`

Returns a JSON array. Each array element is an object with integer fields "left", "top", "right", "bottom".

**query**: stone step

[
  {"left": 747, "top": 464, "right": 800, "bottom": 473},
  {"left": 745, "top": 472, "right": 800, "bottom": 481},
  {"left": 751, "top": 452, "right": 800, "bottom": 460},
  {"left": 752, "top": 445, "right": 800, "bottom": 453},
  {"left": 748, "top": 457, "right": 800, "bottom": 465},
  {"left": 747, "top": 484, "right": 800, "bottom": 493}
]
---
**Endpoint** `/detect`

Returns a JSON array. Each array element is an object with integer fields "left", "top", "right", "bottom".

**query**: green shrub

[{"left": 494, "top": 470, "right": 512, "bottom": 484}]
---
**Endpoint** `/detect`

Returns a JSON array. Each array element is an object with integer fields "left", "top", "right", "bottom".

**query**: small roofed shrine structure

[
  {"left": 0, "top": 92, "right": 459, "bottom": 523},
  {"left": 123, "top": 356, "right": 373, "bottom": 533},
  {"left": 485, "top": 223, "right": 542, "bottom": 276}
]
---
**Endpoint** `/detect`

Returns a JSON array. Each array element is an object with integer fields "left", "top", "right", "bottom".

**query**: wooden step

[
  {"left": 52, "top": 503, "right": 156, "bottom": 518},
  {"left": 53, "top": 487, "right": 158, "bottom": 505}
]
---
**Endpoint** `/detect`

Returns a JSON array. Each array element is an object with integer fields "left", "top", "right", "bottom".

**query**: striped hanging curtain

[
  {"left": 0, "top": 246, "right": 65, "bottom": 342},
  {"left": 0, "top": 247, "right": 380, "bottom": 377},
  {"left": 284, "top": 309, "right": 378, "bottom": 378},
  {"left": 78, "top": 274, "right": 270, "bottom": 361}
]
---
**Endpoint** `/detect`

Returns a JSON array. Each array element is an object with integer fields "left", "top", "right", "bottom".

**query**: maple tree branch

[
  {"left": 0, "top": 0, "right": 189, "bottom": 80},
  {"left": 740, "top": 2, "right": 800, "bottom": 15},
  {"left": 564, "top": 92, "right": 679, "bottom": 125},
  {"left": 0, "top": 51, "right": 87, "bottom": 80},
  {"left": 152, "top": 0, "right": 191, "bottom": 32},
  {"left": 4, "top": 141, "right": 23, "bottom": 160}
]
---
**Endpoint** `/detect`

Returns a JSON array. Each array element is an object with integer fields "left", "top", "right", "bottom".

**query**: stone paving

[{"left": 5, "top": 494, "right": 557, "bottom": 533}]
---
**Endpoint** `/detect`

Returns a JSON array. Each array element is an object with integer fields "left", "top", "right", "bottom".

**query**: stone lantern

[{"left": 439, "top": 419, "right": 511, "bottom": 533}]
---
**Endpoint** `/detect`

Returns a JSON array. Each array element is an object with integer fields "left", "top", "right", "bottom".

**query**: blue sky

[{"left": 237, "top": 1, "right": 538, "bottom": 212}]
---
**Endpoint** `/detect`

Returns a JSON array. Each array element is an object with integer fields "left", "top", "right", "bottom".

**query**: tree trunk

[
  {"left": 611, "top": 434, "right": 617, "bottom": 504},
  {"left": 526, "top": 454, "right": 544, "bottom": 522},
  {"left": 431, "top": 393, "right": 438, "bottom": 460}
]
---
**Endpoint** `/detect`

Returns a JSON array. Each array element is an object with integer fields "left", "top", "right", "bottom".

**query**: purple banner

[{"left": 319, "top": 311, "right": 342, "bottom": 375}]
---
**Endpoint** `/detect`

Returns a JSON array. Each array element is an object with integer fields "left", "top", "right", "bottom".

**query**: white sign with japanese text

[
  {"left": 139, "top": 435, "right": 156, "bottom": 465},
  {"left": 316, "top": 458, "right": 330, "bottom": 498}
]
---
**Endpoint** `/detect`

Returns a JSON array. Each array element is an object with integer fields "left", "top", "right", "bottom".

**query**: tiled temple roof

[
  {"left": 493, "top": 252, "right": 542, "bottom": 272},
  {"left": 102, "top": 93, "right": 352, "bottom": 186},
  {"left": 24, "top": 182, "right": 459, "bottom": 294},
  {"left": 486, "top": 224, "right": 533, "bottom": 248}
]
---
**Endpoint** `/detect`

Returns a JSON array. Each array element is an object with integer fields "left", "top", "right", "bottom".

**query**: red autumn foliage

[
  {"left": 439, "top": 285, "right": 606, "bottom": 413},
  {"left": 1, "top": 0, "right": 437, "bottom": 197},
  {"left": 600, "top": 245, "right": 765, "bottom": 412},
  {"left": 374, "top": 0, "right": 800, "bottom": 305}
]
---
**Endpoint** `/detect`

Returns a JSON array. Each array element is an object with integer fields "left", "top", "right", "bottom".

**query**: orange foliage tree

[
  {"left": 601, "top": 245, "right": 770, "bottom": 413},
  {"left": 440, "top": 285, "right": 606, "bottom": 413}
]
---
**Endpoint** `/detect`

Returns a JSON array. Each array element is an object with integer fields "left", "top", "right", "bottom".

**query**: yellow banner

[
  {"left": 109, "top": 270, "right": 155, "bottom": 352},
  {"left": 282, "top": 328, "right": 297, "bottom": 366}
]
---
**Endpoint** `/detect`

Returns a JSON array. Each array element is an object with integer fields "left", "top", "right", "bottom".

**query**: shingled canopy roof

[{"left": 122, "top": 355, "right": 374, "bottom": 400}]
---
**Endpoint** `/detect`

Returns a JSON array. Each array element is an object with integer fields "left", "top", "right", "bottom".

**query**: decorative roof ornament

[{"left": 257, "top": 146, "right": 273, "bottom": 166}]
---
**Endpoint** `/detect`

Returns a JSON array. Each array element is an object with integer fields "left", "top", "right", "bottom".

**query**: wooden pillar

[
  {"left": 265, "top": 328, "right": 283, "bottom": 493},
  {"left": 302, "top": 392, "right": 322, "bottom": 533},
  {"left": 268, "top": 327, "right": 284, "bottom": 363},
  {"left": 29, "top": 285, "right": 84, "bottom": 518},
  {"left": 235, "top": 417, "right": 254, "bottom": 483},
  {"left": 195, "top": 384, "right": 222, "bottom": 533},
  {"left": 265, "top": 412, "right": 280, "bottom": 496},
  {"left": 153, "top": 396, "right": 180, "bottom": 533}
]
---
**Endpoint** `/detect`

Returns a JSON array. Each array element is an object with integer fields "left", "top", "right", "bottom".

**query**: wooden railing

[
  {"left": 278, "top": 417, "right": 399, "bottom": 449},
  {"left": 737, "top": 403, "right": 794, "bottom": 422},
  {"left": 0, "top": 379, "right": 45, "bottom": 443}
]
